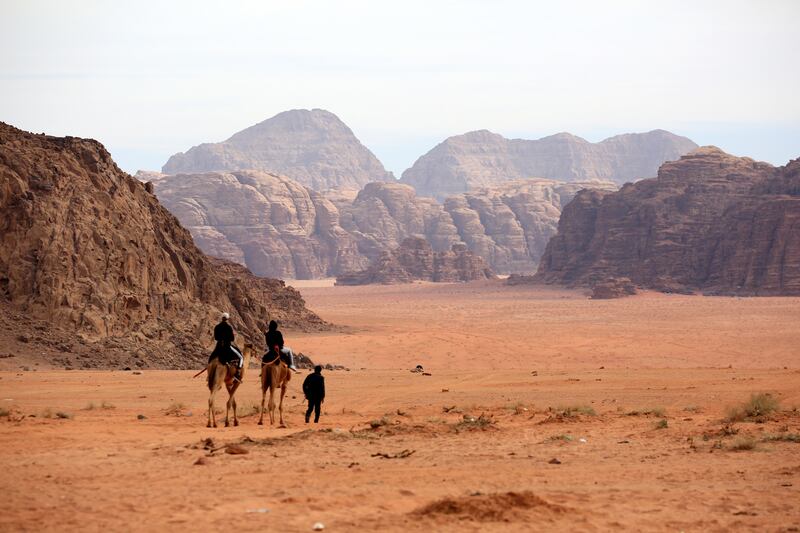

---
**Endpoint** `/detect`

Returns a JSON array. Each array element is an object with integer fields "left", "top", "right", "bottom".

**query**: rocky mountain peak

[{"left": 162, "top": 109, "right": 393, "bottom": 190}]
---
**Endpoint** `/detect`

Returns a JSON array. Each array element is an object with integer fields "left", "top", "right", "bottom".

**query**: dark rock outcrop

[
  {"left": 162, "top": 109, "right": 393, "bottom": 190},
  {"left": 535, "top": 147, "right": 800, "bottom": 295},
  {"left": 0, "top": 122, "right": 326, "bottom": 369},
  {"left": 590, "top": 278, "right": 638, "bottom": 299},
  {"left": 335, "top": 237, "right": 496, "bottom": 285},
  {"left": 401, "top": 129, "right": 697, "bottom": 201}
]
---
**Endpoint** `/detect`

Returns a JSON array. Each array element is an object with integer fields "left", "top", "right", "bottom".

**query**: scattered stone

[
  {"left": 548, "top": 458, "right": 562, "bottom": 465},
  {"left": 137, "top": 414, "right": 147, "bottom": 420},
  {"left": 132, "top": 371, "right": 142, "bottom": 375},
  {"left": 225, "top": 444, "right": 249, "bottom": 455},
  {"left": 372, "top": 449, "right": 415, "bottom": 459},
  {"left": 590, "top": 277, "right": 638, "bottom": 299},
  {"left": 312, "top": 523, "right": 325, "bottom": 531},
  {"left": 193, "top": 457, "right": 208, "bottom": 466}
]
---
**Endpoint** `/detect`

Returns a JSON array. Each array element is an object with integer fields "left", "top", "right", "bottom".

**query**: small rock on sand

[
  {"left": 194, "top": 457, "right": 208, "bottom": 465},
  {"left": 225, "top": 444, "right": 249, "bottom": 455},
  {"left": 312, "top": 523, "right": 325, "bottom": 531},
  {"left": 548, "top": 458, "right": 561, "bottom": 464}
]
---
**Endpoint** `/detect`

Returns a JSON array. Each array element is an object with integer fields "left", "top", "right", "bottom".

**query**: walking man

[{"left": 303, "top": 365, "right": 325, "bottom": 423}]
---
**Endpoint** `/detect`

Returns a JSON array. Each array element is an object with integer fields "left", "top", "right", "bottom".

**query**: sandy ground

[{"left": 2, "top": 281, "right": 800, "bottom": 532}]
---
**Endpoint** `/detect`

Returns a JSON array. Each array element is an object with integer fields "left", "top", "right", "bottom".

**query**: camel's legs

[
  {"left": 229, "top": 380, "right": 240, "bottom": 427},
  {"left": 268, "top": 385, "right": 277, "bottom": 425},
  {"left": 278, "top": 384, "right": 287, "bottom": 428},
  {"left": 258, "top": 367, "right": 267, "bottom": 425},
  {"left": 208, "top": 385, "right": 220, "bottom": 428},
  {"left": 258, "top": 389, "right": 267, "bottom": 425},
  {"left": 224, "top": 381, "right": 233, "bottom": 427}
]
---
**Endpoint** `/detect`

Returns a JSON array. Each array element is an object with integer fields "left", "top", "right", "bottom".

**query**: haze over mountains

[
  {"left": 400, "top": 129, "right": 698, "bottom": 201},
  {"left": 162, "top": 109, "right": 394, "bottom": 190},
  {"left": 150, "top": 109, "right": 698, "bottom": 279}
]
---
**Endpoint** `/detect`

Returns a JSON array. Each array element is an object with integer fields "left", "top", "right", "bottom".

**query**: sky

[{"left": 1, "top": 0, "right": 798, "bottom": 176}]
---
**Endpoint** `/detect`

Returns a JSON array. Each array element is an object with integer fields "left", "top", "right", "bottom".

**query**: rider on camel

[
  {"left": 210, "top": 312, "right": 243, "bottom": 371},
  {"left": 264, "top": 320, "right": 299, "bottom": 372}
]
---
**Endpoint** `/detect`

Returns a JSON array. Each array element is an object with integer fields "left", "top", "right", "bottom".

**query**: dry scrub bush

[
  {"left": 725, "top": 393, "right": 780, "bottom": 422},
  {"left": 728, "top": 436, "right": 757, "bottom": 451},
  {"left": 627, "top": 407, "right": 666, "bottom": 417},
  {"left": 552, "top": 405, "right": 596, "bottom": 417}
]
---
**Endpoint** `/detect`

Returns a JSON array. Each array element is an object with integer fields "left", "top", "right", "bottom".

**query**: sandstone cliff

[
  {"left": 151, "top": 172, "right": 614, "bottom": 278},
  {"left": 335, "top": 237, "right": 496, "bottom": 285},
  {"left": 535, "top": 147, "right": 800, "bottom": 295},
  {"left": 162, "top": 109, "right": 393, "bottom": 190},
  {"left": 400, "top": 129, "right": 697, "bottom": 200},
  {"left": 0, "top": 122, "right": 326, "bottom": 369}
]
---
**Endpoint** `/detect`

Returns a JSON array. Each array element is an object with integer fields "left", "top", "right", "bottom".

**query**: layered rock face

[
  {"left": 401, "top": 129, "right": 697, "bottom": 200},
  {"left": 151, "top": 173, "right": 613, "bottom": 278},
  {"left": 536, "top": 147, "right": 800, "bottom": 295},
  {"left": 0, "top": 123, "right": 326, "bottom": 368},
  {"left": 149, "top": 170, "right": 368, "bottom": 279},
  {"left": 336, "top": 237, "right": 496, "bottom": 285},
  {"left": 162, "top": 109, "right": 394, "bottom": 190}
]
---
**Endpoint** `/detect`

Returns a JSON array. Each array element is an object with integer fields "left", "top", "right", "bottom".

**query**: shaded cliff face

[
  {"left": 400, "top": 129, "right": 697, "bottom": 201},
  {"left": 536, "top": 147, "right": 800, "bottom": 295},
  {"left": 162, "top": 109, "right": 394, "bottom": 190},
  {"left": 150, "top": 172, "right": 613, "bottom": 278},
  {"left": 0, "top": 123, "right": 326, "bottom": 369},
  {"left": 335, "top": 237, "right": 496, "bottom": 285}
]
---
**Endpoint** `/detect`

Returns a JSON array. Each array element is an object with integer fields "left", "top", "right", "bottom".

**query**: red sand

[{"left": 1, "top": 282, "right": 799, "bottom": 531}]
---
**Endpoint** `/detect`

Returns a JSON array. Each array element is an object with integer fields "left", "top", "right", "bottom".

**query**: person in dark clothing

[
  {"left": 210, "top": 312, "right": 243, "bottom": 369},
  {"left": 264, "top": 320, "right": 298, "bottom": 372},
  {"left": 303, "top": 365, "right": 325, "bottom": 423}
]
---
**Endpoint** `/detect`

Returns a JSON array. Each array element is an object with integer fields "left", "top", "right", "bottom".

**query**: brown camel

[
  {"left": 206, "top": 343, "right": 253, "bottom": 428},
  {"left": 258, "top": 349, "right": 292, "bottom": 427}
]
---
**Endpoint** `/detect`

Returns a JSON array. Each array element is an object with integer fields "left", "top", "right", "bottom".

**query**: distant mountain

[
  {"left": 162, "top": 109, "right": 394, "bottom": 190},
  {"left": 400, "top": 129, "right": 697, "bottom": 201},
  {"left": 148, "top": 170, "right": 615, "bottom": 278},
  {"left": 535, "top": 147, "right": 800, "bottom": 295}
]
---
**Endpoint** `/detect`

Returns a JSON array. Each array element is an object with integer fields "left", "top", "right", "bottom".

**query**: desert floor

[{"left": 2, "top": 281, "right": 800, "bottom": 532}]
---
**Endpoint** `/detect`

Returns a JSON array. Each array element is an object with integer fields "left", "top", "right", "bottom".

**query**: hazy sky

[{"left": 2, "top": 0, "right": 798, "bottom": 176}]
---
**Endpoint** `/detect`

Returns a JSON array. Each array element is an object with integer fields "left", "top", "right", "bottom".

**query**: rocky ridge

[
  {"left": 0, "top": 122, "right": 326, "bottom": 369},
  {"left": 335, "top": 237, "right": 496, "bottom": 285},
  {"left": 401, "top": 129, "right": 697, "bottom": 200},
  {"left": 535, "top": 147, "right": 800, "bottom": 295},
  {"left": 162, "top": 109, "right": 393, "bottom": 190},
  {"left": 149, "top": 172, "right": 615, "bottom": 278}
]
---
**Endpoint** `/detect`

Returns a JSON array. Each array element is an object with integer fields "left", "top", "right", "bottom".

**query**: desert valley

[{"left": 2, "top": 3, "right": 799, "bottom": 531}]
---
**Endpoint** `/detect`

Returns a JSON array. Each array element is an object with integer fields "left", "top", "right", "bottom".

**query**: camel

[
  {"left": 206, "top": 343, "right": 253, "bottom": 428},
  {"left": 258, "top": 348, "right": 292, "bottom": 427}
]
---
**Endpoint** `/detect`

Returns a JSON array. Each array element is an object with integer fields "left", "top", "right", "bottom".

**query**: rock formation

[
  {"left": 0, "top": 122, "right": 326, "bottom": 369},
  {"left": 162, "top": 109, "right": 393, "bottom": 190},
  {"left": 335, "top": 237, "right": 496, "bottom": 285},
  {"left": 590, "top": 278, "right": 638, "bottom": 299},
  {"left": 150, "top": 172, "right": 614, "bottom": 278},
  {"left": 401, "top": 129, "right": 697, "bottom": 200},
  {"left": 535, "top": 147, "right": 800, "bottom": 295}
]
